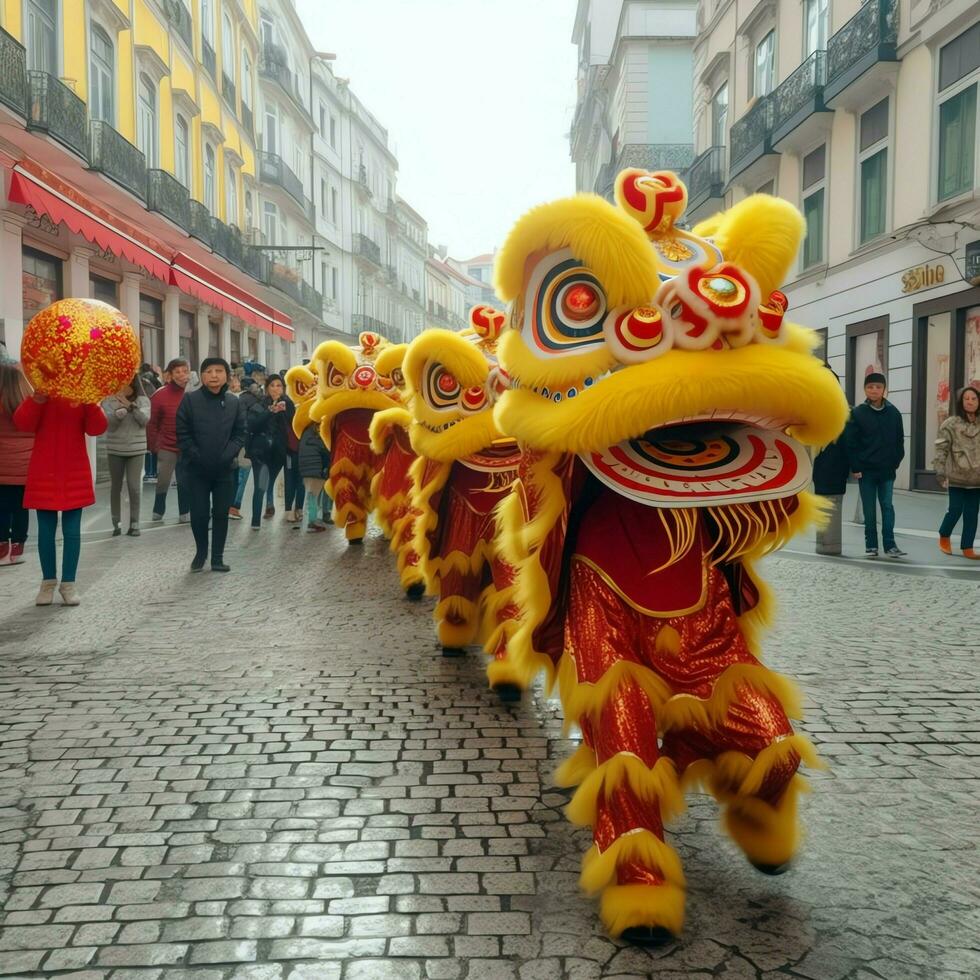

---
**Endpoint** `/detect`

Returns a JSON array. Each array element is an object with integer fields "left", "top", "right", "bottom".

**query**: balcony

[
  {"left": 353, "top": 233, "right": 382, "bottom": 267},
  {"left": 259, "top": 42, "right": 313, "bottom": 122},
  {"left": 384, "top": 264, "right": 398, "bottom": 285},
  {"left": 89, "top": 120, "right": 146, "bottom": 200},
  {"left": 270, "top": 261, "right": 302, "bottom": 303},
  {"left": 165, "top": 0, "right": 193, "bottom": 51},
  {"left": 259, "top": 151, "right": 306, "bottom": 209},
  {"left": 0, "top": 26, "right": 27, "bottom": 117},
  {"left": 617, "top": 143, "right": 695, "bottom": 174},
  {"left": 147, "top": 168, "right": 190, "bottom": 230},
  {"left": 352, "top": 313, "right": 385, "bottom": 334},
  {"left": 355, "top": 163, "right": 371, "bottom": 198},
  {"left": 685, "top": 146, "right": 726, "bottom": 216},
  {"left": 243, "top": 245, "right": 270, "bottom": 284},
  {"left": 210, "top": 218, "right": 244, "bottom": 267},
  {"left": 188, "top": 200, "right": 213, "bottom": 246},
  {"left": 27, "top": 71, "right": 88, "bottom": 159},
  {"left": 241, "top": 103, "right": 253, "bottom": 138},
  {"left": 221, "top": 73, "right": 236, "bottom": 108},
  {"left": 824, "top": 0, "right": 899, "bottom": 107},
  {"left": 772, "top": 51, "right": 830, "bottom": 148},
  {"left": 729, "top": 95, "right": 776, "bottom": 181},
  {"left": 202, "top": 36, "right": 216, "bottom": 80},
  {"left": 301, "top": 280, "right": 324, "bottom": 318}
]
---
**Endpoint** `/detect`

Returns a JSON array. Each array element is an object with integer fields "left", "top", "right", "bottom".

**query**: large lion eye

[
  {"left": 522, "top": 248, "right": 607, "bottom": 357},
  {"left": 327, "top": 364, "right": 346, "bottom": 388},
  {"left": 422, "top": 362, "right": 461, "bottom": 411}
]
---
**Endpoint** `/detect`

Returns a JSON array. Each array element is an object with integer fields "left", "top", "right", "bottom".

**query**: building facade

[
  {"left": 447, "top": 253, "right": 498, "bottom": 310},
  {"left": 690, "top": 0, "right": 980, "bottom": 491},
  {"left": 0, "top": 0, "right": 333, "bottom": 375},
  {"left": 570, "top": 0, "right": 698, "bottom": 196}
]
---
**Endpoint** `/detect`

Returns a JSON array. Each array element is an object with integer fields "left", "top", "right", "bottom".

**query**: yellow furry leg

[
  {"left": 580, "top": 830, "right": 685, "bottom": 894},
  {"left": 435, "top": 596, "right": 479, "bottom": 648},
  {"left": 599, "top": 883, "right": 686, "bottom": 938},
  {"left": 723, "top": 775, "right": 808, "bottom": 867},
  {"left": 567, "top": 756, "right": 684, "bottom": 827},
  {"left": 345, "top": 518, "right": 367, "bottom": 541},
  {"left": 554, "top": 742, "right": 596, "bottom": 788}
]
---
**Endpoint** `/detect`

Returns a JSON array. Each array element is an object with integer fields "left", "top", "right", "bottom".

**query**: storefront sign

[
  {"left": 966, "top": 241, "right": 980, "bottom": 285},
  {"left": 901, "top": 262, "right": 946, "bottom": 293}
]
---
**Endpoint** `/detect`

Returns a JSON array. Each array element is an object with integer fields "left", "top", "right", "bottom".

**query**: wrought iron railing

[
  {"left": 616, "top": 143, "right": 695, "bottom": 173},
  {"left": 352, "top": 313, "right": 385, "bottom": 334},
  {"left": 188, "top": 200, "right": 213, "bottom": 246},
  {"left": 27, "top": 72, "right": 88, "bottom": 159},
  {"left": 259, "top": 42, "right": 311, "bottom": 120},
  {"left": 147, "top": 168, "right": 190, "bottom": 229},
  {"left": 0, "top": 26, "right": 27, "bottom": 117},
  {"left": 202, "top": 37, "right": 217, "bottom": 80},
  {"left": 826, "top": 0, "right": 898, "bottom": 93},
  {"left": 165, "top": 0, "right": 193, "bottom": 50},
  {"left": 772, "top": 51, "right": 827, "bottom": 135},
  {"left": 243, "top": 245, "right": 270, "bottom": 283},
  {"left": 258, "top": 151, "right": 305, "bottom": 208},
  {"left": 353, "top": 233, "right": 382, "bottom": 266},
  {"left": 729, "top": 96, "right": 775, "bottom": 175},
  {"left": 686, "top": 146, "right": 726, "bottom": 208},
  {"left": 221, "top": 73, "right": 236, "bottom": 107},
  {"left": 89, "top": 120, "right": 146, "bottom": 200},
  {"left": 270, "top": 261, "right": 302, "bottom": 303},
  {"left": 210, "top": 217, "right": 244, "bottom": 267},
  {"left": 301, "top": 280, "right": 323, "bottom": 318}
]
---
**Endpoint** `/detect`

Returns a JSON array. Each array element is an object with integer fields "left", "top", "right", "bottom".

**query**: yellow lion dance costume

[
  {"left": 402, "top": 307, "right": 522, "bottom": 695},
  {"left": 369, "top": 345, "right": 426, "bottom": 599},
  {"left": 492, "top": 171, "right": 848, "bottom": 944},
  {"left": 309, "top": 331, "right": 400, "bottom": 543}
]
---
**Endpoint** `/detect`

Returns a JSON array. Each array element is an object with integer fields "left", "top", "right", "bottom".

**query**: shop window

[
  {"left": 964, "top": 306, "right": 980, "bottom": 389},
  {"left": 178, "top": 309, "right": 196, "bottom": 368},
  {"left": 22, "top": 247, "right": 62, "bottom": 327},
  {"left": 139, "top": 294, "right": 164, "bottom": 369},
  {"left": 208, "top": 320, "right": 220, "bottom": 358},
  {"left": 230, "top": 328, "right": 242, "bottom": 364},
  {"left": 847, "top": 319, "right": 887, "bottom": 407},
  {"left": 89, "top": 274, "right": 117, "bottom": 305}
]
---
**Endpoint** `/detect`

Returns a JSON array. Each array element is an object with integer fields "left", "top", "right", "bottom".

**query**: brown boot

[{"left": 939, "top": 536, "right": 952, "bottom": 555}]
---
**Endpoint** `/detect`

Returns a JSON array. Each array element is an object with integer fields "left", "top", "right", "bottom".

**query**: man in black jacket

[
  {"left": 844, "top": 372, "right": 906, "bottom": 558},
  {"left": 175, "top": 357, "right": 246, "bottom": 572}
]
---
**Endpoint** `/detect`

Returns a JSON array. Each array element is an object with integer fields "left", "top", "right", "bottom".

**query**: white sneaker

[
  {"left": 59, "top": 582, "right": 80, "bottom": 606},
  {"left": 36, "top": 580, "right": 57, "bottom": 606}
]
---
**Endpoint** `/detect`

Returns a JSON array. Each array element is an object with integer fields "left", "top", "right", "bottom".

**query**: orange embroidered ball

[{"left": 21, "top": 299, "right": 142, "bottom": 404}]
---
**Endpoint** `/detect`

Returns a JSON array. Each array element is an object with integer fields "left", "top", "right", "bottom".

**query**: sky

[{"left": 296, "top": 0, "right": 578, "bottom": 260}]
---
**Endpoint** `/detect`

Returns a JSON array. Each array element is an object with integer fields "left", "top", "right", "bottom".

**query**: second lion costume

[{"left": 491, "top": 171, "right": 849, "bottom": 943}]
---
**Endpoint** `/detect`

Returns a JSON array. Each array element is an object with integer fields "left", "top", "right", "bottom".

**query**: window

[
  {"left": 174, "top": 114, "right": 190, "bottom": 187},
  {"left": 204, "top": 144, "right": 216, "bottom": 212},
  {"left": 22, "top": 246, "right": 62, "bottom": 327},
  {"left": 260, "top": 14, "right": 275, "bottom": 47},
  {"left": 937, "top": 88, "right": 976, "bottom": 200},
  {"left": 241, "top": 50, "right": 253, "bottom": 109},
  {"left": 801, "top": 145, "right": 826, "bottom": 269},
  {"left": 225, "top": 164, "right": 238, "bottom": 225},
  {"left": 202, "top": 0, "right": 214, "bottom": 42},
  {"left": 265, "top": 103, "right": 279, "bottom": 154},
  {"left": 26, "top": 0, "right": 57, "bottom": 74},
  {"left": 753, "top": 30, "right": 775, "bottom": 98},
  {"left": 859, "top": 98, "right": 889, "bottom": 243},
  {"left": 711, "top": 82, "right": 728, "bottom": 148},
  {"left": 137, "top": 74, "right": 158, "bottom": 167},
  {"left": 89, "top": 25, "right": 114, "bottom": 124},
  {"left": 245, "top": 191, "right": 253, "bottom": 229},
  {"left": 139, "top": 294, "right": 164, "bottom": 369},
  {"left": 804, "top": 0, "right": 828, "bottom": 58},
  {"left": 319, "top": 104, "right": 326, "bottom": 135},
  {"left": 320, "top": 178, "right": 327, "bottom": 215},
  {"left": 90, "top": 274, "right": 116, "bottom": 305},
  {"left": 331, "top": 266, "right": 338, "bottom": 299},
  {"left": 222, "top": 11, "right": 234, "bottom": 80},
  {"left": 330, "top": 187, "right": 338, "bottom": 223},
  {"left": 329, "top": 115, "right": 337, "bottom": 148},
  {"left": 263, "top": 201, "right": 278, "bottom": 245},
  {"left": 179, "top": 309, "right": 196, "bottom": 366}
]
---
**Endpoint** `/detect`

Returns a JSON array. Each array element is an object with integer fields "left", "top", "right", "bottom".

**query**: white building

[
  {"left": 570, "top": 0, "right": 699, "bottom": 196},
  {"left": 691, "top": 0, "right": 980, "bottom": 492},
  {"left": 447, "top": 253, "right": 498, "bottom": 310}
]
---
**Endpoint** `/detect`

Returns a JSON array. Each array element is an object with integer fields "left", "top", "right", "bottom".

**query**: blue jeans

[
  {"left": 858, "top": 475, "right": 895, "bottom": 550},
  {"left": 233, "top": 465, "right": 250, "bottom": 508},
  {"left": 939, "top": 486, "right": 980, "bottom": 550},
  {"left": 250, "top": 460, "right": 283, "bottom": 526},
  {"left": 36, "top": 509, "right": 82, "bottom": 582},
  {"left": 284, "top": 452, "right": 305, "bottom": 511}
]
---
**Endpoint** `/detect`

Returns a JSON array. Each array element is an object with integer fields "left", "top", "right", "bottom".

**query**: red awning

[
  {"left": 170, "top": 253, "right": 292, "bottom": 337},
  {"left": 8, "top": 166, "right": 173, "bottom": 283}
]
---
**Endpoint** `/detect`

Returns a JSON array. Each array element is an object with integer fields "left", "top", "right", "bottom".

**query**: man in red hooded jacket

[{"left": 147, "top": 358, "right": 190, "bottom": 522}]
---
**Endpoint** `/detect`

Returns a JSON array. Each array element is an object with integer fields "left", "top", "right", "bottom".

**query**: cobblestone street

[{"left": 1, "top": 513, "right": 978, "bottom": 979}]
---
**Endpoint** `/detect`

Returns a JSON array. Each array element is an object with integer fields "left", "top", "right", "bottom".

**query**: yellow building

[{"left": 0, "top": 0, "right": 324, "bottom": 369}]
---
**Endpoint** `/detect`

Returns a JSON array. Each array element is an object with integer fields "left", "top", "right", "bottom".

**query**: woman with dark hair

[
  {"left": 0, "top": 354, "right": 35, "bottom": 565},
  {"left": 244, "top": 374, "right": 289, "bottom": 529},
  {"left": 934, "top": 386, "right": 980, "bottom": 559},
  {"left": 102, "top": 374, "right": 152, "bottom": 536}
]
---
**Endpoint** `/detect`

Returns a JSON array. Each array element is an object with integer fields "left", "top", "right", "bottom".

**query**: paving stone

[{"left": 187, "top": 939, "right": 258, "bottom": 964}]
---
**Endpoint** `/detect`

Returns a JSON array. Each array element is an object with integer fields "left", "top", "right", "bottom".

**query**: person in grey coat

[{"left": 102, "top": 374, "right": 152, "bottom": 536}]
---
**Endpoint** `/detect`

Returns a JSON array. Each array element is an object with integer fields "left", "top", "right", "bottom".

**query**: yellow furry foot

[
  {"left": 599, "top": 882, "right": 685, "bottom": 939},
  {"left": 345, "top": 519, "right": 367, "bottom": 541},
  {"left": 723, "top": 775, "right": 806, "bottom": 867}
]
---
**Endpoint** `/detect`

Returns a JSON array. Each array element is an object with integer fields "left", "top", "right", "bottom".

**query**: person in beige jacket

[{"left": 934, "top": 386, "right": 980, "bottom": 559}]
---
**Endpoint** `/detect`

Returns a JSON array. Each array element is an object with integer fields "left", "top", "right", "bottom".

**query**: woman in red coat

[
  {"left": 13, "top": 393, "right": 107, "bottom": 606},
  {"left": 0, "top": 356, "right": 35, "bottom": 565}
]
